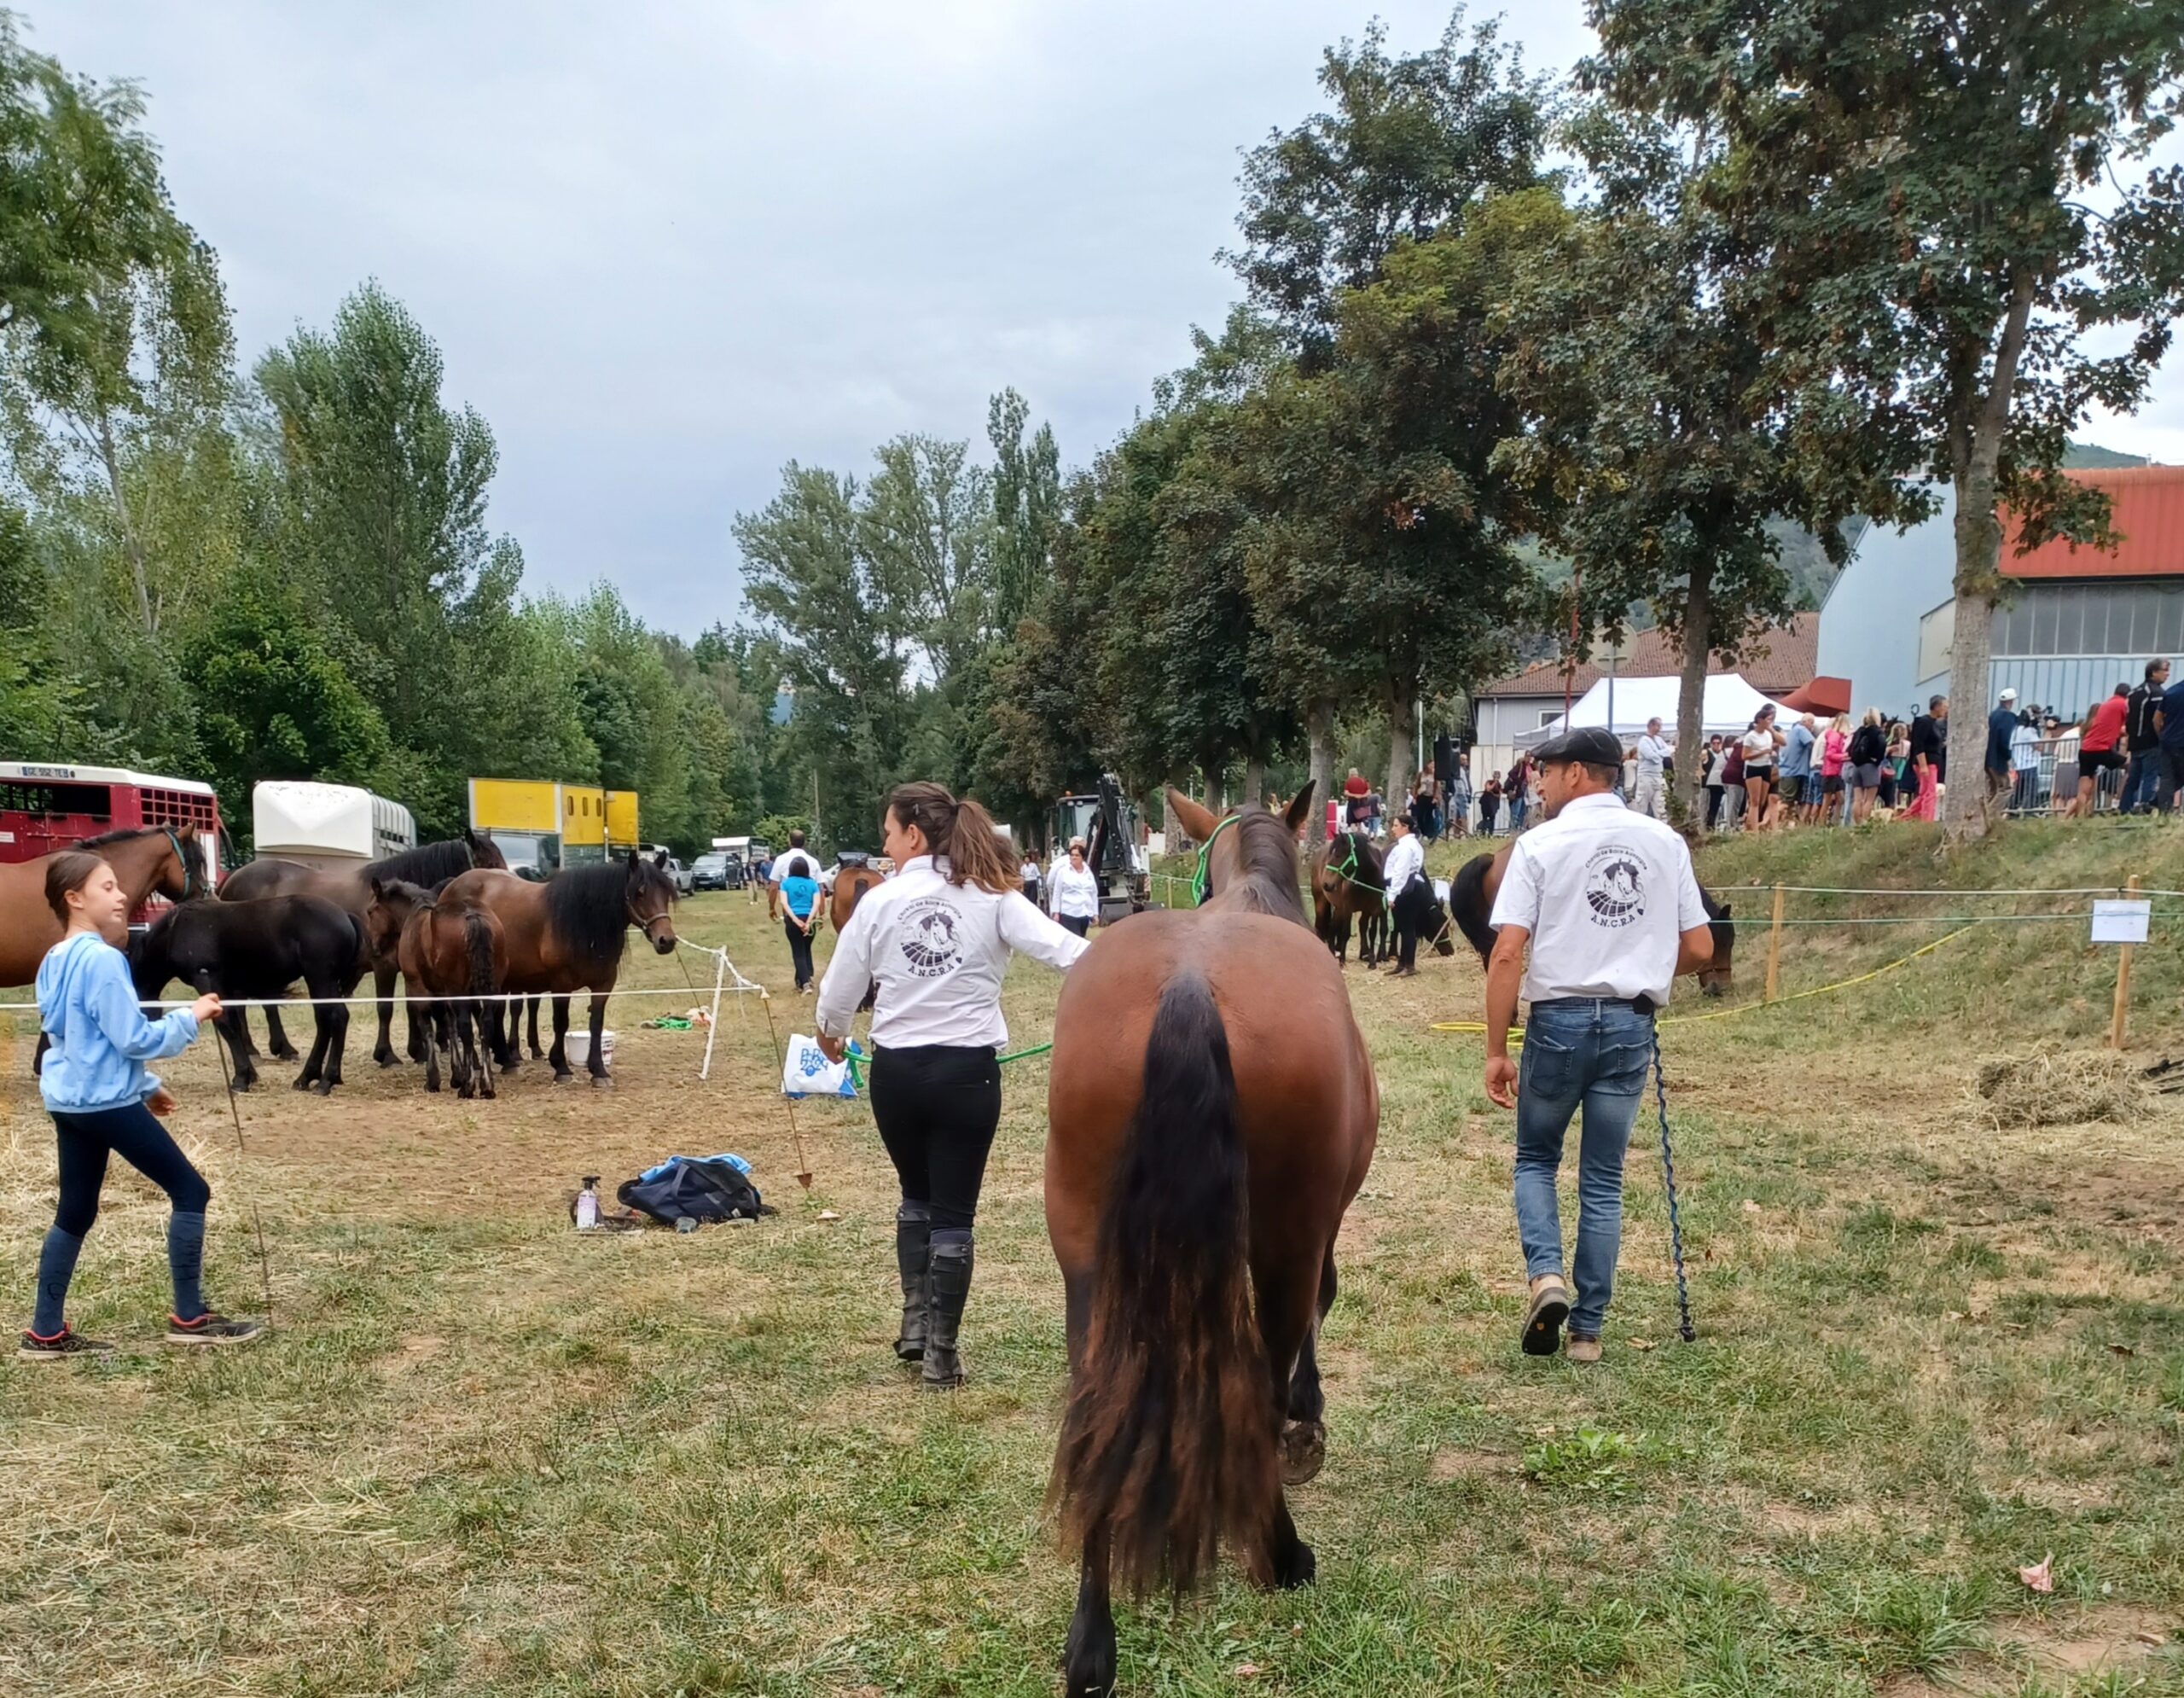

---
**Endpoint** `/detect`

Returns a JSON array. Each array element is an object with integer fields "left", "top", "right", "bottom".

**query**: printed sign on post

[{"left": 2090, "top": 899, "right": 2151, "bottom": 945}]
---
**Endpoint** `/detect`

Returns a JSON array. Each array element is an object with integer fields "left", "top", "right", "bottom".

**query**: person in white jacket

[
  {"left": 816, "top": 782, "right": 1088, "bottom": 1390},
  {"left": 1048, "top": 845, "right": 1101, "bottom": 937},
  {"left": 1380, "top": 815, "right": 1430, "bottom": 977}
]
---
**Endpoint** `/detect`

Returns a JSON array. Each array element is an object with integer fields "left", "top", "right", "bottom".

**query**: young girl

[{"left": 22, "top": 851, "right": 261, "bottom": 1358}]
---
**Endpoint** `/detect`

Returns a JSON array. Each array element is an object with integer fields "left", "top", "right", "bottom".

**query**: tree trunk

[
  {"left": 1306, "top": 702, "right": 1335, "bottom": 823},
  {"left": 1204, "top": 763, "right": 1226, "bottom": 815},
  {"left": 1675, "top": 557, "right": 1713, "bottom": 830},
  {"left": 1943, "top": 270, "right": 2037, "bottom": 840},
  {"left": 1385, "top": 686, "right": 1413, "bottom": 803},
  {"left": 1243, "top": 753, "right": 1268, "bottom": 809}
]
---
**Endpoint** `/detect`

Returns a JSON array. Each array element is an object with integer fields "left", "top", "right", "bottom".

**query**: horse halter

[
  {"left": 165, "top": 829, "right": 204, "bottom": 902},
  {"left": 629, "top": 899, "right": 675, "bottom": 943},
  {"left": 1190, "top": 813, "right": 1240, "bottom": 907}
]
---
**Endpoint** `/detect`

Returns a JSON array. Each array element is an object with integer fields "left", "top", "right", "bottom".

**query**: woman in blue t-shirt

[
  {"left": 780, "top": 868, "right": 822, "bottom": 992},
  {"left": 22, "top": 849, "right": 262, "bottom": 1359}
]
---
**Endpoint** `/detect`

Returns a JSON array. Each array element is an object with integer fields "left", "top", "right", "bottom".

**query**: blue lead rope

[{"left": 1651, "top": 1027, "right": 1696, "bottom": 1343}]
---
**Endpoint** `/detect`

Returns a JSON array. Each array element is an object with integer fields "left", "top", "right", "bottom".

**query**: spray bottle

[{"left": 574, "top": 1176, "right": 601, "bottom": 1231}]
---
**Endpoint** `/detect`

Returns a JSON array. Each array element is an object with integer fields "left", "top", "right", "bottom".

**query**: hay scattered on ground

[{"left": 1972, "top": 1051, "right": 2149, "bottom": 1129}]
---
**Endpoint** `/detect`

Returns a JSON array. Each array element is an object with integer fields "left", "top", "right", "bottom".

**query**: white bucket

[{"left": 564, "top": 1029, "right": 617, "bottom": 1069}]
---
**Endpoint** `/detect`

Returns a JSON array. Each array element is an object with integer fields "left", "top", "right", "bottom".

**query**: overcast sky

[{"left": 28, "top": 3, "right": 2184, "bottom": 636}]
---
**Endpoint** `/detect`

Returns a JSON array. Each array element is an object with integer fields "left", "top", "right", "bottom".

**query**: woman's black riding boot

[
  {"left": 894, "top": 1202, "right": 932, "bottom": 1363},
  {"left": 922, "top": 1229, "right": 973, "bottom": 1390}
]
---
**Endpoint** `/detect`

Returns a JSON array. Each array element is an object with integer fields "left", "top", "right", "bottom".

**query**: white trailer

[{"left": 253, "top": 782, "right": 415, "bottom": 869}]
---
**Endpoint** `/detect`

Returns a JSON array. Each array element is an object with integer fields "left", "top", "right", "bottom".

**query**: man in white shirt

[
  {"left": 1380, "top": 815, "right": 1429, "bottom": 977},
  {"left": 1482, "top": 727, "right": 1714, "bottom": 1365},
  {"left": 1633, "top": 717, "right": 1673, "bottom": 821},
  {"left": 770, "top": 829, "right": 823, "bottom": 918}
]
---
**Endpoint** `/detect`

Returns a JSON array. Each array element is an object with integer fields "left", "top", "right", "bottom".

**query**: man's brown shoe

[
  {"left": 1565, "top": 1333, "right": 1602, "bottom": 1364},
  {"left": 1521, "top": 1276, "right": 1570, "bottom": 1356}
]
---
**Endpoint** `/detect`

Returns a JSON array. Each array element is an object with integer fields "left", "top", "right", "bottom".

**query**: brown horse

[
  {"left": 363, "top": 879, "right": 508, "bottom": 1098},
  {"left": 3, "top": 824, "right": 206, "bottom": 990},
  {"left": 8, "top": 826, "right": 206, "bottom": 1074},
  {"left": 439, "top": 850, "right": 679, "bottom": 1084},
  {"left": 220, "top": 832, "right": 508, "bottom": 1067},
  {"left": 1308, "top": 831, "right": 1388, "bottom": 967},
  {"left": 1045, "top": 782, "right": 1378, "bottom": 1697},
  {"left": 1449, "top": 840, "right": 1738, "bottom": 995},
  {"left": 828, "top": 861, "right": 886, "bottom": 1013}
]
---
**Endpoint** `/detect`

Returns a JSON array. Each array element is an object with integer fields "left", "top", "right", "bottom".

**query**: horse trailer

[
  {"left": 0, "top": 760, "right": 224, "bottom": 902},
  {"left": 253, "top": 781, "right": 415, "bottom": 871},
  {"left": 468, "top": 779, "right": 641, "bottom": 877}
]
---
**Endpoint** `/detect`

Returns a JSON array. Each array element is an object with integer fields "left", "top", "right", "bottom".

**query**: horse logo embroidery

[
  {"left": 898, "top": 898, "right": 965, "bottom": 978},
  {"left": 1582, "top": 846, "right": 1647, "bottom": 929}
]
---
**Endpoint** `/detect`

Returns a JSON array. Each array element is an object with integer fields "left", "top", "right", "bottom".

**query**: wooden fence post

[
  {"left": 1764, "top": 882, "right": 1786, "bottom": 1003},
  {"left": 2109, "top": 875, "right": 2140, "bottom": 1050}
]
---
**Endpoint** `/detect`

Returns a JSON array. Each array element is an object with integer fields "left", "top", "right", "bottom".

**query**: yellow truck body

[
  {"left": 561, "top": 785, "right": 607, "bottom": 849},
  {"left": 468, "top": 778, "right": 559, "bottom": 834},
  {"left": 604, "top": 789, "right": 641, "bottom": 851}
]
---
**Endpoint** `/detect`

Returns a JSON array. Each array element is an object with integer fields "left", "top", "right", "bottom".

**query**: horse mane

[
  {"left": 542, "top": 859, "right": 659, "bottom": 974},
  {"left": 1449, "top": 853, "right": 1501, "bottom": 965},
  {"left": 368, "top": 839, "right": 477, "bottom": 886},
  {"left": 78, "top": 825, "right": 170, "bottom": 851},
  {"left": 1225, "top": 806, "right": 1308, "bottom": 926},
  {"left": 1705, "top": 892, "right": 1734, "bottom": 955}
]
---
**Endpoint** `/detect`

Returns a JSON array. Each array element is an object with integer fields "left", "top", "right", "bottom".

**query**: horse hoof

[
  {"left": 553, "top": 1072, "right": 573, "bottom": 1085},
  {"left": 590, "top": 1074, "right": 612, "bottom": 1090},
  {"left": 234, "top": 1079, "right": 255, "bottom": 1094},
  {"left": 1060, "top": 1616, "right": 1118, "bottom": 1697},
  {"left": 1281, "top": 1420, "right": 1327, "bottom": 1486},
  {"left": 375, "top": 1054, "right": 399, "bottom": 1069},
  {"left": 311, "top": 1079, "right": 334, "bottom": 1096},
  {"left": 1275, "top": 1538, "right": 1316, "bottom": 1590},
  {"left": 271, "top": 1047, "right": 299, "bottom": 1063}
]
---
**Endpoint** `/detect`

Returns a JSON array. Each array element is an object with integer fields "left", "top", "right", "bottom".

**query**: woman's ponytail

[{"left": 886, "top": 782, "right": 1018, "bottom": 895}]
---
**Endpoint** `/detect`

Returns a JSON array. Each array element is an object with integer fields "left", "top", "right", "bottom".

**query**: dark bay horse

[
  {"left": 364, "top": 879, "right": 507, "bottom": 1098},
  {"left": 1449, "top": 840, "right": 1738, "bottom": 994},
  {"left": 220, "top": 831, "right": 507, "bottom": 1067},
  {"left": 131, "top": 895, "right": 364, "bottom": 1092},
  {"left": 439, "top": 850, "right": 679, "bottom": 1084},
  {"left": 1308, "top": 832, "right": 1387, "bottom": 967},
  {"left": 1045, "top": 782, "right": 1378, "bottom": 1697}
]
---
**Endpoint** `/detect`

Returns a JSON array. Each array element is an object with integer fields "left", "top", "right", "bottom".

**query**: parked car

[{"left": 691, "top": 852, "right": 731, "bottom": 892}]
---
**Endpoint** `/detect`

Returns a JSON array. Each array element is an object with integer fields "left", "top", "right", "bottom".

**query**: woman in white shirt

[
  {"left": 1049, "top": 845, "right": 1101, "bottom": 937},
  {"left": 816, "top": 782, "right": 1088, "bottom": 1389},
  {"left": 1740, "top": 707, "right": 1783, "bottom": 830}
]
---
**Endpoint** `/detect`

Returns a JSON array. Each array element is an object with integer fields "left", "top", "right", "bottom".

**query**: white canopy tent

[{"left": 1513, "top": 672, "right": 1781, "bottom": 750}]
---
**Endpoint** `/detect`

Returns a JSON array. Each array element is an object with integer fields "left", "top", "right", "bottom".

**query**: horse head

[
  {"left": 1167, "top": 782, "right": 1316, "bottom": 913},
  {"left": 154, "top": 822, "right": 203, "bottom": 904},
  {"left": 466, "top": 828, "right": 508, "bottom": 872},
  {"left": 365, "top": 877, "right": 429, "bottom": 962},
  {"left": 625, "top": 848, "right": 679, "bottom": 955}
]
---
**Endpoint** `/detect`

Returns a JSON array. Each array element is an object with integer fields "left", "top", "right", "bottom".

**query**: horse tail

[
  {"left": 1051, "top": 969, "right": 1275, "bottom": 1596},
  {"left": 1450, "top": 853, "right": 1499, "bottom": 965},
  {"left": 463, "top": 908, "right": 498, "bottom": 997}
]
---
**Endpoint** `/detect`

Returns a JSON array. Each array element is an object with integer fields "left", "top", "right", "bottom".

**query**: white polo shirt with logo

[{"left": 1488, "top": 793, "right": 1710, "bottom": 1007}]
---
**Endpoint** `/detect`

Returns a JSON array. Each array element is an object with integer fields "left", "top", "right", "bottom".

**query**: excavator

[{"left": 1052, "top": 773, "right": 1149, "bottom": 925}]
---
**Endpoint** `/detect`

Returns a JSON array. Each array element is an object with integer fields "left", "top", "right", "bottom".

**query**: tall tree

[
  {"left": 1223, "top": 9, "right": 1552, "bottom": 365},
  {"left": 1495, "top": 119, "right": 1902, "bottom": 823},
  {"left": 987, "top": 387, "right": 1061, "bottom": 637},
  {"left": 1589, "top": 0, "right": 2184, "bottom": 834},
  {"left": 860, "top": 433, "right": 992, "bottom": 683},
  {"left": 733, "top": 464, "right": 909, "bottom": 841}
]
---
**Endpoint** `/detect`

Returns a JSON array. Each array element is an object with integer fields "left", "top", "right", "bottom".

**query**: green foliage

[
  {"left": 1522, "top": 1424, "right": 1652, "bottom": 1495},
  {"left": 181, "top": 575, "right": 392, "bottom": 839},
  {"left": 1586, "top": 0, "right": 2184, "bottom": 829}
]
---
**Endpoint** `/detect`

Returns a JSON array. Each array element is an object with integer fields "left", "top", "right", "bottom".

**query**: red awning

[{"left": 1780, "top": 675, "right": 1852, "bottom": 715}]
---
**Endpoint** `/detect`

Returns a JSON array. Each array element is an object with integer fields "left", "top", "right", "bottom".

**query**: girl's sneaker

[
  {"left": 17, "top": 1327, "right": 116, "bottom": 1362},
  {"left": 164, "top": 1312, "right": 264, "bottom": 1347}
]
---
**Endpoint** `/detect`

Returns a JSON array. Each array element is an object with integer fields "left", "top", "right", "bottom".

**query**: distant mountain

[{"left": 2063, "top": 440, "right": 2150, "bottom": 468}]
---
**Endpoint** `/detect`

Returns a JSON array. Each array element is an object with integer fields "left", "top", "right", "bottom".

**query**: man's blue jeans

[
  {"left": 2123, "top": 748, "right": 2163, "bottom": 813},
  {"left": 1513, "top": 999, "right": 1655, "bottom": 1337}
]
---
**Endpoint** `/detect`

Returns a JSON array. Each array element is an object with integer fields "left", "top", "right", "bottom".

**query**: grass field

[{"left": 3, "top": 820, "right": 2182, "bottom": 1696}]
